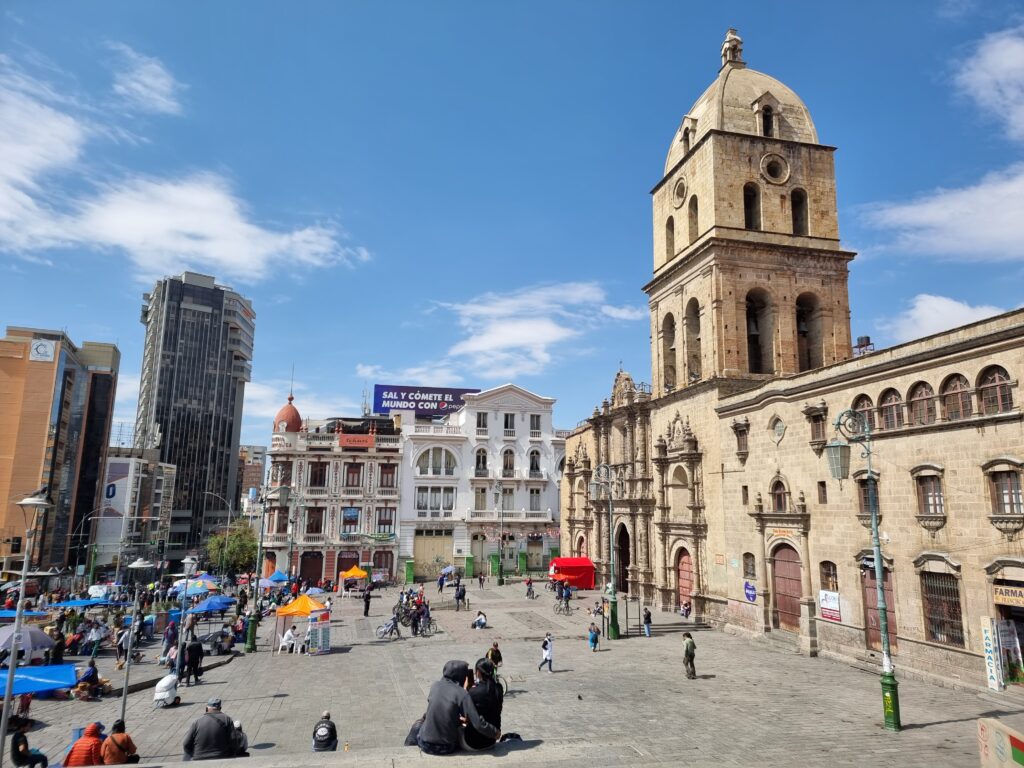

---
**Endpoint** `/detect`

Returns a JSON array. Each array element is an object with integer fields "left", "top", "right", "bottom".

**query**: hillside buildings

[{"left": 561, "top": 30, "right": 1024, "bottom": 688}]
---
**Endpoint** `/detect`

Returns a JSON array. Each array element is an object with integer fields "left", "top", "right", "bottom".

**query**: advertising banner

[
  {"left": 373, "top": 385, "right": 479, "bottom": 416},
  {"left": 819, "top": 590, "right": 841, "bottom": 621},
  {"left": 307, "top": 609, "right": 331, "bottom": 655},
  {"left": 982, "top": 617, "right": 1005, "bottom": 691}
]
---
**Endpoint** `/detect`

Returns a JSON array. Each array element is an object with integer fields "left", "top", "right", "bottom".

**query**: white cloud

[
  {"left": 601, "top": 304, "right": 647, "bottom": 321},
  {"left": 878, "top": 294, "right": 1005, "bottom": 343},
  {"left": 107, "top": 42, "right": 184, "bottom": 116},
  {"left": 937, "top": 0, "right": 977, "bottom": 19},
  {"left": 863, "top": 163, "right": 1024, "bottom": 261},
  {"left": 244, "top": 380, "right": 361, "bottom": 424},
  {"left": 358, "top": 282, "right": 641, "bottom": 384},
  {"left": 955, "top": 25, "right": 1024, "bottom": 141},
  {"left": 0, "top": 54, "right": 367, "bottom": 282}
]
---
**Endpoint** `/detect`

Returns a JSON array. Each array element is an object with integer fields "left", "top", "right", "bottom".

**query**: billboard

[{"left": 373, "top": 385, "right": 479, "bottom": 416}]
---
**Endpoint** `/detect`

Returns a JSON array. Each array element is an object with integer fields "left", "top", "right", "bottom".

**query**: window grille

[
  {"left": 921, "top": 572, "right": 964, "bottom": 648},
  {"left": 820, "top": 561, "right": 839, "bottom": 592}
]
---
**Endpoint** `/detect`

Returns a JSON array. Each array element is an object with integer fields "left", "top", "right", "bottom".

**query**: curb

[{"left": 107, "top": 654, "right": 236, "bottom": 697}]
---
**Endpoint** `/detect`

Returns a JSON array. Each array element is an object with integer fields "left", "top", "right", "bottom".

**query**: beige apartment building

[
  {"left": 0, "top": 327, "right": 119, "bottom": 571},
  {"left": 562, "top": 31, "right": 1024, "bottom": 688}
]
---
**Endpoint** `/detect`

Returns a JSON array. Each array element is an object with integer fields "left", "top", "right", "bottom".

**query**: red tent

[{"left": 548, "top": 557, "right": 595, "bottom": 589}]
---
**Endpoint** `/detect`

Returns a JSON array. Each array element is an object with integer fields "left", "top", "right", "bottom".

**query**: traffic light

[
  {"left": 9, "top": 537, "right": 21, "bottom": 554},
  {"left": 157, "top": 539, "right": 165, "bottom": 558}
]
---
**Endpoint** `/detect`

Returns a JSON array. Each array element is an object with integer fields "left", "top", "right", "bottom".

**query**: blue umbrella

[
  {"left": 268, "top": 570, "right": 289, "bottom": 583},
  {"left": 187, "top": 595, "right": 237, "bottom": 614},
  {"left": 0, "top": 663, "right": 78, "bottom": 695},
  {"left": 306, "top": 587, "right": 325, "bottom": 595}
]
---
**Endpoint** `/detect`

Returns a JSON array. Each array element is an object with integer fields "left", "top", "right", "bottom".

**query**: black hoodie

[{"left": 417, "top": 661, "right": 498, "bottom": 748}]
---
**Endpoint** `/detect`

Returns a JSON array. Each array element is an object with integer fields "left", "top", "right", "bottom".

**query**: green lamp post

[{"left": 825, "top": 410, "right": 901, "bottom": 732}]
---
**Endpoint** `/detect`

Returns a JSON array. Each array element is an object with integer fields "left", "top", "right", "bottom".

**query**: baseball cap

[{"left": 207, "top": 697, "right": 222, "bottom": 709}]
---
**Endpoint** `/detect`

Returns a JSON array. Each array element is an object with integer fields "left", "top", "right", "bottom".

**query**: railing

[
  {"left": 475, "top": 468, "right": 489, "bottom": 478},
  {"left": 554, "top": 429, "right": 572, "bottom": 439},
  {"left": 476, "top": 427, "right": 488, "bottom": 437},
  {"left": 263, "top": 533, "right": 288, "bottom": 546},
  {"left": 464, "top": 508, "right": 552, "bottom": 522},
  {"left": 375, "top": 435, "right": 400, "bottom": 447},
  {"left": 416, "top": 467, "right": 456, "bottom": 477},
  {"left": 529, "top": 430, "right": 542, "bottom": 439},
  {"left": 414, "top": 425, "right": 462, "bottom": 436},
  {"left": 303, "top": 433, "right": 336, "bottom": 445},
  {"left": 302, "top": 533, "right": 325, "bottom": 544},
  {"left": 377, "top": 487, "right": 398, "bottom": 497},
  {"left": 501, "top": 468, "right": 515, "bottom": 478},
  {"left": 529, "top": 470, "right": 544, "bottom": 480},
  {"left": 503, "top": 429, "right": 516, "bottom": 438},
  {"left": 305, "top": 487, "right": 330, "bottom": 498}
]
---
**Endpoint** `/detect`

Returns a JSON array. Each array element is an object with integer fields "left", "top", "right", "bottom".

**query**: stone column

[
  {"left": 798, "top": 530, "right": 818, "bottom": 656},
  {"left": 628, "top": 511, "right": 639, "bottom": 595},
  {"left": 603, "top": 422, "right": 611, "bottom": 470},
  {"left": 638, "top": 411, "right": 649, "bottom": 477},
  {"left": 625, "top": 414, "right": 636, "bottom": 480}
]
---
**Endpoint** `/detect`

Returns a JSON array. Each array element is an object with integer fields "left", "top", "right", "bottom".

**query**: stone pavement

[{"left": 16, "top": 582, "right": 1024, "bottom": 767}]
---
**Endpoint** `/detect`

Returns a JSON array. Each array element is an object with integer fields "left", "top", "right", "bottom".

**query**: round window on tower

[
  {"left": 760, "top": 153, "right": 790, "bottom": 184},
  {"left": 672, "top": 178, "right": 687, "bottom": 209}
]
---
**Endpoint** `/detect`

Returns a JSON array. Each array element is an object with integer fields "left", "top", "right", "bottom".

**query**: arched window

[
  {"left": 853, "top": 394, "right": 876, "bottom": 431},
  {"left": 979, "top": 366, "right": 1013, "bottom": 414},
  {"left": 820, "top": 560, "right": 838, "bottom": 592},
  {"left": 417, "top": 447, "right": 456, "bottom": 476},
  {"left": 745, "top": 289, "right": 773, "bottom": 374},
  {"left": 688, "top": 195, "right": 699, "bottom": 244},
  {"left": 908, "top": 382, "right": 936, "bottom": 425},
  {"left": 743, "top": 183, "right": 761, "bottom": 230},
  {"left": 528, "top": 449, "right": 541, "bottom": 476},
  {"left": 684, "top": 298, "right": 701, "bottom": 382},
  {"left": 502, "top": 449, "right": 515, "bottom": 478},
  {"left": 771, "top": 480, "right": 787, "bottom": 512},
  {"left": 791, "top": 188, "right": 808, "bottom": 236},
  {"left": 940, "top": 374, "right": 972, "bottom": 421},
  {"left": 795, "top": 292, "right": 822, "bottom": 372},
  {"left": 475, "top": 448, "right": 488, "bottom": 476},
  {"left": 879, "top": 389, "right": 904, "bottom": 430},
  {"left": 762, "top": 106, "right": 774, "bottom": 138},
  {"left": 743, "top": 552, "right": 756, "bottom": 579},
  {"left": 662, "top": 314, "right": 677, "bottom": 392},
  {"left": 666, "top": 216, "right": 675, "bottom": 260},
  {"left": 682, "top": 127, "right": 691, "bottom": 154}
]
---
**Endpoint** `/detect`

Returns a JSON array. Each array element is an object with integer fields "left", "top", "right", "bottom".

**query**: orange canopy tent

[
  {"left": 339, "top": 565, "right": 368, "bottom": 580},
  {"left": 276, "top": 594, "right": 326, "bottom": 617}
]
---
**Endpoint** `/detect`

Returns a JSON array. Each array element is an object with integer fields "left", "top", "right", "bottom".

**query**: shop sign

[
  {"left": 769, "top": 528, "right": 795, "bottom": 539},
  {"left": 743, "top": 581, "right": 757, "bottom": 602},
  {"left": 714, "top": 554, "right": 725, "bottom": 565},
  {"left": 982, "top": 618, "right": 1004, "bottom": 691},
  {"left": 993, "top": 584, "right": 1024, "bottom": 607},
  {"left": 819, "top": 590, "right": 841, "bottom": 622},
  {"left": 339, "top": 433, "right": 375, "bottom": 449}
]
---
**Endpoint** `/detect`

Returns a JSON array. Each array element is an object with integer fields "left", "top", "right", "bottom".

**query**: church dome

[
  {"left": 664, "top": 30, "right": 819, "bottom": 175},
  {"left": 273, "top": 394, "right": 302, "bottom": 433}
]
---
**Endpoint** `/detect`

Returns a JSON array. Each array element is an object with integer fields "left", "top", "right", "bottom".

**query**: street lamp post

[
  {"left": 493, "top": 481, "right": 504, "bottom": 586},
  {"left": 825, "top": 409, "right": 901, "bottom": 732},
  {"left": 245, "top": 486, "right": 287, "bottom": 653},
  {"left": 174, "top": 556, "right": 199, "bottom": 684},
  {"left": 204, "top": 492, "right": 235, "bottom": 577},
  {"left": 0, "top": 492, "right": 52, "bottom": 768},
  {"left": 120, "top": 558, "right": 153, "bottom": 724},
  {"left": 589, "top": 464, "right": 620, "bottom": 640}
]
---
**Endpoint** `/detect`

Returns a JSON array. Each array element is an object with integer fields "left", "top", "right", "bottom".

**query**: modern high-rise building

[
  {"left": 0, "top": 327, "right": 119, "bottom": 570},
  {"left": 236, "top": 445, "right": 267, "bottom": 508},
  {"left": 134, "top": 271, "right": 255, "bottom": 549}
]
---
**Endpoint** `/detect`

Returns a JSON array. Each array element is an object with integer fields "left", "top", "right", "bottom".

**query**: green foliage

[{"left": 205, "top": 524, "right": 258, "bottom": 575}]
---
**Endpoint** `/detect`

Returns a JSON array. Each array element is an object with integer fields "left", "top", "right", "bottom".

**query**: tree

[{"left": 205, "top": 523, "right": 258, "bottom": 576}]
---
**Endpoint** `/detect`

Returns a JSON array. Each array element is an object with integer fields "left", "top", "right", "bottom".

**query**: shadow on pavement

[
  {"left": 900, "top": 708, "right": 1024, "bottom": 730},
  {"left": 494, "top": 738, "right": 543, "bottom": 754},
  {"left": 250, "top": 742, "right": 276, "bottom": 750}
]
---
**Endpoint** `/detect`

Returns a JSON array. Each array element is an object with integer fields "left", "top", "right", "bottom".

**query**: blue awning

[{"left": 0, "top": 664, "right": 78, "bottom": 695}]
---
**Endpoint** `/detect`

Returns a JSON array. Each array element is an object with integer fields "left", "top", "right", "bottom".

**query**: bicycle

[
  {"left": 418, "top": 618, "right": 438, "bottom": 637},
  {"left": 376, "top": 617, "right": 402, "bottom": 640},
  {"left": 553, "top": 601, "right": 574, "bottom": 616},
  {"left": 525, "top": 586, "right": 537, "bottom": 600}
]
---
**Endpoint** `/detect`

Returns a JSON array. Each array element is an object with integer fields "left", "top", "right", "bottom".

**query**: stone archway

[
  {"left": 615, "top": 524, "right": 631, "bottom": 594},
  {"left": 575, "top": 535, "right": 587, "bottom": 558}
]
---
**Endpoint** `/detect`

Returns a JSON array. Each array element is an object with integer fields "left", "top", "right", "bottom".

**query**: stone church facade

[{"left": 561, "top": 31, "right": 1024, "bottom": 687}]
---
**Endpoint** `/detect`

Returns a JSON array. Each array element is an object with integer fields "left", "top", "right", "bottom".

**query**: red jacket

[{"left": 65, "top": 724, "right": 104, "bottom": 766}]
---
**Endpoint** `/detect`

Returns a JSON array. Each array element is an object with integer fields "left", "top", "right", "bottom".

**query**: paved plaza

[{"left": 17, "top": 583, "right": 1024, "bottom": 767}]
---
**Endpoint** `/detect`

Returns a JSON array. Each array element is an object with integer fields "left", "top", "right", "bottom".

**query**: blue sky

[{"left": 3, "top": 2, "right": 1023, "bottom": 445}]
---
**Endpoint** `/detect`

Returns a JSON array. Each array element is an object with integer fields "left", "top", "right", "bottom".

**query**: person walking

[
  {"left": 64, "top": 723, "right": 104, "bottom": 766},
  {"left": 537, "top": 633, "right": 553, "bottom": 673},
  {"left": 182, "top": 698, "right": 238, "bottom": 761},
  {"left": 477, "top": 573, "right": 484, "bottom": 590},
  {"left": 643, "top": 607, "right": 652, "bottom": 638},
  {"left": 485, "top": 641, "right": 502, "bottom": 668},
  {"left": 362, "top": 584, "right": 372, "bottom": 617},
  {"left": 100, "top": 719, "right": 139, "bottom": 764},
  {"left": 184, "top": 638, "right": 204, "bottom": 686},
  {"left": 312, "top": 711, "right": 338, "bottom": 752},
  {"left": 436, "top": 574, "right": 445, "bottom": 594},
  {"left": 588, "top": 622, "right": 600, "bottom": 652},
  {"left": 11, "top": 720, "right": 47, "bottom": 767},
  {"left": 682, "top": 632, "right": 697, "bottom": 679},
  {"left": 162, "top": 620, "right": 177, "bottom": 661}
]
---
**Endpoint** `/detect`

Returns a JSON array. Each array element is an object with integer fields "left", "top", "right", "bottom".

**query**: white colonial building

[{"left": 396, "top": 384, "right": 568, "bottom": 581}]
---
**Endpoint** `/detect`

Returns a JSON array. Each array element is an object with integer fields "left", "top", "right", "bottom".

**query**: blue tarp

[
  {"left": 0, "top": 611, "right": 48, "bottom": 618},
  {"left": 268, "top": 571, "right": 289, "bottom": 583},
  {"left": 187, "top": 596, "right": 237, "bottom": 614},
  {"left": 0, "top": 663, "right": 78, "bottom": 695},
  {"left": 50, "top": 599, "right": 105, "bottom": 608}
]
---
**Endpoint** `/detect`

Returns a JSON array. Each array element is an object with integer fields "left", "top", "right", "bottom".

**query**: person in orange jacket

[{"left": 64, "top": 723, "right": 104, "bottom": 767}]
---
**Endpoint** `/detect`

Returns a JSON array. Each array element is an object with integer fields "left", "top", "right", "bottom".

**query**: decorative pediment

[
  {"left": 751, "top": 90, "right": 782, "bottom": 115},
  {"left": 611, "top": 369, "right": 637, "bottom": 407}
]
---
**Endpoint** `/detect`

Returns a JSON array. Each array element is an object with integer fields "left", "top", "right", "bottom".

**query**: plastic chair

[{"left": 276, "top": 634, "right": 289, "bottom": 654}]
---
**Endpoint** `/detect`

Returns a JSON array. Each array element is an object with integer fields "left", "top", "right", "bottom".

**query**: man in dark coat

[
  {"left": 184, "top": 638, "right": 205, "bottom": 686},
  {"left": 362, "top": 584, "right": 372, "bottom": 617},
  {"left": 414, "top": 660, "right": 499, "bottom": 755},
  {"left": 183, "top": 698, "right": 236, "bottom": 761}
]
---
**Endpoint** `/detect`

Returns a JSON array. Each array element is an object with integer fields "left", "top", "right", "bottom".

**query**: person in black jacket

[
  {"left": 312, "top": 711, "right": 338, "bottom": 752},
  {"left": 413, "top": 660, "right": 499, "bottom": 755},
  {"left": 463, "top": 659, "right": 503, "bottom": 750},
  {"left": 184, "top": 638, "right": 204, "bottom": 686}
]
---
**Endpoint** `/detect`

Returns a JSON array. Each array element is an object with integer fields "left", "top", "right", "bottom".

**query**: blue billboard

[{"left": 373, "top": 384, "right": 480, "bottom": 416}]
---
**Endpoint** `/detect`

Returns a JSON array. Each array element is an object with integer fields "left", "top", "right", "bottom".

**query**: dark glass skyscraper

[{"left": 134, "top": 272, "right": 255, "bottom": 551}]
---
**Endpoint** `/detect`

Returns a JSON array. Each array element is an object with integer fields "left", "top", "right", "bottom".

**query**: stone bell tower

[{"left": 647, "top": 29, "right": 854, "bottom": 398}]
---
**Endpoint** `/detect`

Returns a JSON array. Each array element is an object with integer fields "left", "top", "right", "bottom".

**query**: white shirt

[{"left": 283, "top": 628, "right": 297, "bottom": 643}]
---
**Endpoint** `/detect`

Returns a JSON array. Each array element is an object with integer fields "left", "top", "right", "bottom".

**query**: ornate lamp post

[
  {"left": 0, "top": 492, "right": 51, "bottom": 768},
  {"left": 825, "top": 410, "right": 901, "bottom": 732},
  {"left": 120, "top": 557, "right": 154, "bottom": 724},
  {"left": 174, "top": 555, "right": 199, "bottom": 683},
  {"left": 589, "top": 464, "right": 620, "bottom": 640},
  {"left": 493, "top": 480, "right": 505, "bottom": 586},
  {"left": 246, "top": 486, "right": 287, "bottom": 652}
]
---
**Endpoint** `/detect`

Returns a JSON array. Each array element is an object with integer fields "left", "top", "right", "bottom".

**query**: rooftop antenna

[
  {"left": 362, "top": 386, "right": 371, "bottom": 418},
  {"left": 289, "top": 364, "right": 295, "bottom": 399}
]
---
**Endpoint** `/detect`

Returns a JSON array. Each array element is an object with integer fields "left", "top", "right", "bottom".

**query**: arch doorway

[
  {"left": 615, "top": 525, "right": 631, "bottom": 593},
  {"left": 677, "top": 548, "right": 693, "bottom": 607},
  {"left": 575, "top": 535, "right": 587, "bottom": 558},
  {"left": 772, "top": 544, "right": 802, "bottom": 632},
  {"left": 299, "top": 551, "right": 324, "bottom": 583},
  {"left": 336, "top": 550, "right": 359, "bottom": 578}
]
